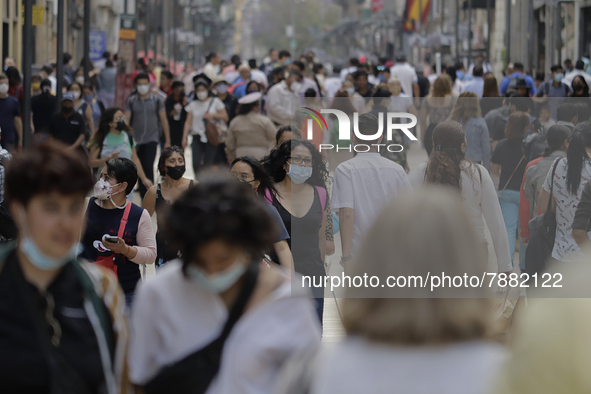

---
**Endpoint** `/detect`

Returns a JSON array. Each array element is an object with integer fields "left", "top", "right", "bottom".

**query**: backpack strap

[
  {"left": 314, "top": 185, "right": 327, "bottom": 213},
  {"left": 264, "top": 188, "right": 273, "bottom": 204}
]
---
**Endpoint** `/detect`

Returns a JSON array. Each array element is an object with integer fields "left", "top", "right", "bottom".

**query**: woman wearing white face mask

[
  {"left": 69, "top": 82, "right": 95, "bottom": 138},
  {"left": 81, "top": 157, "right": 156, "bottom": 306},
  {"left": 261, "top": 139, "right": 329, "bottom": 325},
  {"left": 183, "top": 81, "right": 229, "bottom": 177},
  {"left": 0, "top": 142, "right": 132, "bottom": 393},
  {"left": 128, "top": 177, "right": 320, "bottom": 393}
]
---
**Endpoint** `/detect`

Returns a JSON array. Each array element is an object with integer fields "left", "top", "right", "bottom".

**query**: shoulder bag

[
  {"left": 144, "top": 263, "right": 260, "bottom": 394},
  {"left": 524, "top": 158, "right": 561, "bottom": 277},
  {"left": 92, "top": 201, "right": 132, "bottom": 276},
  {"left": 204, "top": 99, "right": 221, "bottom": 147}
]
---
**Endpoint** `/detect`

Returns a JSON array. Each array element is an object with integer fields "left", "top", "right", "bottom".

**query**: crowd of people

[{"left": 0, "top": 47, "right": 591, "bottom": 394}]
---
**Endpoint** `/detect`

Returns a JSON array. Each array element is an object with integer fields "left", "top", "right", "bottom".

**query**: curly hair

[
  {"left": 261, "top": 138, "right": 329, "bottom": 189},
  {"left": 164, "top": 177, "right": 277, "bottom": 272},
  {"left": 425, "top": 120, "right": 475, "bottom": 191}
]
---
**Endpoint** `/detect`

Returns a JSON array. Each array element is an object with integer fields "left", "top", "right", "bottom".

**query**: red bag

[{"left": 93, "top": 202, "right": 132, "bottom": 277}]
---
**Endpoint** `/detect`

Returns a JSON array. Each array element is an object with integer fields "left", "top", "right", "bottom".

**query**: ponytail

[{"left": 566, "top": 121, "right": 591, "bottom": 195}]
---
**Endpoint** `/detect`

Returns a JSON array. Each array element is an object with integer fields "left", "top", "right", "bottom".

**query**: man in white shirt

[
  {"left": 390, "top": 53, "right": 419, "bottom": 100},
  {"left": 266, "top": 71, "right": 301, "bottom": 125},
  {"left": 562, "top": 59, "right": 591, "bottom": 87},
  {"left": 340, "top": 58, "right": 360, "bottom": 81},
  {"left": 332, "top": 113, "right": 412, "bottom": 267}
]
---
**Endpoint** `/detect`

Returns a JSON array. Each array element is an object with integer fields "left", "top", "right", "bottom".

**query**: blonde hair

[
  {"left": 342, "top": 188, "right": 493, "bottom": 345},
  {"left": 430, "top": 74, "right": 453, "bottom": 97},
  {"left": 450, "top": 92, "right": 482, "bottom": 122}
]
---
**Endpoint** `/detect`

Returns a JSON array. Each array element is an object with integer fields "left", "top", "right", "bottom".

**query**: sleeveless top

[
  {"left": 81, "top": 198, "right": 144, "bottom": 295},
  {"left": 273, "top": 187, "right": 325, "bottom": 294},
  {"left": 155, "top": 181, "right": 193, "bottom": 265}
]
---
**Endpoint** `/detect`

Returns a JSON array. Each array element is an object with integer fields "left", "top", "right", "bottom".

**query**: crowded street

[{"left": 2, "top": 0, "right": 591, "bottom": 393}]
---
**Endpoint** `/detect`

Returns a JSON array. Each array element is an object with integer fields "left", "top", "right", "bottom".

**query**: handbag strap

[
  {"left": 116, "top": 202, "right": 132, "bottom": 239},
  {"left": 499, "top": 155, "right": 526, "bottom": 197},
  {"left": 10, "top": 253, "right": 94, "bottom": 394}
]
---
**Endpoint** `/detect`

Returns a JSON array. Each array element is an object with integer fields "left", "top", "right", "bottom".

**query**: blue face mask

[
  {"left": 284, "top": 59, "right": 291, "bottom": 66},
  {"left": 187, "top": 262, "right": 247, "bottom": 293},
  {"left": 287, "top": 163, "right": 312, "bottom": 184},
  {"left": 18, "top": 205, "right": 81, "bottom": 270},
  {"left": 85, "top": 94, "right": 94, "bottom": 102},
  {"left": 378, "top": 74, "right": 386, "bottom": 82},
  {"left": 456, "top": 70, "right": 465, "bottom": 80},
  {"left": 554, "top": 73, "right": 564, "bottom": 83},
  {"left": 21, "top": 238, "right": 82, "bottom": 271}
]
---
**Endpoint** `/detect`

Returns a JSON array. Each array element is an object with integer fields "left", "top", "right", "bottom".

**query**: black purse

[
  {"left": 144, "top": 263, "right": 260, "bottom": 394},
  {"left": 524, "top": 158, "right": 561, "bottom": 277}
]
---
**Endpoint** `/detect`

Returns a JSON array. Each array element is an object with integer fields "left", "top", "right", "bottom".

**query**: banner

[
  {"left": 115, "top": 14, "right": 137, "bottom": 109},
  {"left": 403, "top": 0, "right": 431, "bottom": 32}
]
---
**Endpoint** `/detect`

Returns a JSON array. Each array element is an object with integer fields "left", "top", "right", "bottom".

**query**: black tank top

[
  {"left": 155, "top": 181, "right": 193, "bottom": 264},
  {"left": 273, "top": 187, "right": 325, "bottom": 282}
]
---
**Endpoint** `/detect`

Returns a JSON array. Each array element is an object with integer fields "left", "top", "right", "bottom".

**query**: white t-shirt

[
  {"left": 410, "top": 162, "right": 513, "bottom": 272},
  {"left": 129, "top": 260, "right": 321, "bottom": 392},
  {"left": 185, "top": 97, "right": 226, "bottom": 143},
  {"left": 390, "top": 63, "right": 418, "bottom": 97},
  {"left": 331, "top": 153, "right": 412, "bottom": 256},
  {"left": 308, "top": 338, "right": 507, "bottom": 394},
  {"left": 542, "top": 157, "right": 591, "bottom": 262}
]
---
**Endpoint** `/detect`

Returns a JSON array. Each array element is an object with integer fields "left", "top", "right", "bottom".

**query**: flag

[
  {"left": 371, "top": 0, "right": 384, "bottom": 12},
  {"left": 403, "top": 0, "right": 431, "bottom": 32}
]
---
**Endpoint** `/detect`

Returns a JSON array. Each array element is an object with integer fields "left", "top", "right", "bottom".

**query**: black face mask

[
  {"left": 116, "top": 121, "right": 126, "bottom": 131},
  {"left": 166, "top": 165, "right": 186, "bottom": 180},
  {"left": 574, "top": 83, "right": 584, "bottom": 91},
  {"left": 62, "top": 106, "right": 74, "bottom": 114}
]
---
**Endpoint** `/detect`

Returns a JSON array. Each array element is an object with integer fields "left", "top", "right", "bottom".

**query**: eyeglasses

[
  {"left": 115, "top": 116, "right": 126, "bottom": 122},
  {"left": 289, "top": 156, "right": 313, "bottom": 167},
  {"left": 231, "top": 173, "right": 255, "bottom": 183}
]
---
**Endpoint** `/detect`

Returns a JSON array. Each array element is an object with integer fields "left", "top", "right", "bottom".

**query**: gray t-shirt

[{"left": 125, "top": 93, "right": 164, "bottom": 145}]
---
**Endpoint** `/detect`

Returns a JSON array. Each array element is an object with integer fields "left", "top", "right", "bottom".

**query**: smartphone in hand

[{"left": 104, "top": 236, "right": 119, "bottom": 243}]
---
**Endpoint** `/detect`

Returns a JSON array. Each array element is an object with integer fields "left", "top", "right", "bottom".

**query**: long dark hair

[
  {"left": 570, "top": 75, "right": 590, "bottom": 97},
  {"left": 566, "top": 121, "right": 591, "bottom": 195},
  {"left": 90, "top": 107, "right": 132, "bottom": 150},
  {"left": 231, "top": 156, "right": 279, "bottom": 201},
  {"left": 425, "top": 120, "right": 474, "bottom": 191},
  {"left": 261, "top": 139, "right": 329, "bottom": 189}
]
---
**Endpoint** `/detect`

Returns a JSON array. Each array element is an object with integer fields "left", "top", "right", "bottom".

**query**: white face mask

[
  {"left": 290, "top": 81, "right": 302, "bottom": 93},
  {"left": 137, "top": 85, "right": 150, "bottom": 95},
  {"left": 197, "top": 91, "right": 209, "bottom": 101},
  {"left": 0, "top": 83, "right": 9, "bottom": 94},
  {"left": 72, "top": 91, "right": 81, "bottom": 100},
  {"left": 76, "top": 76, "right": 85, "bottom": 84}
]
